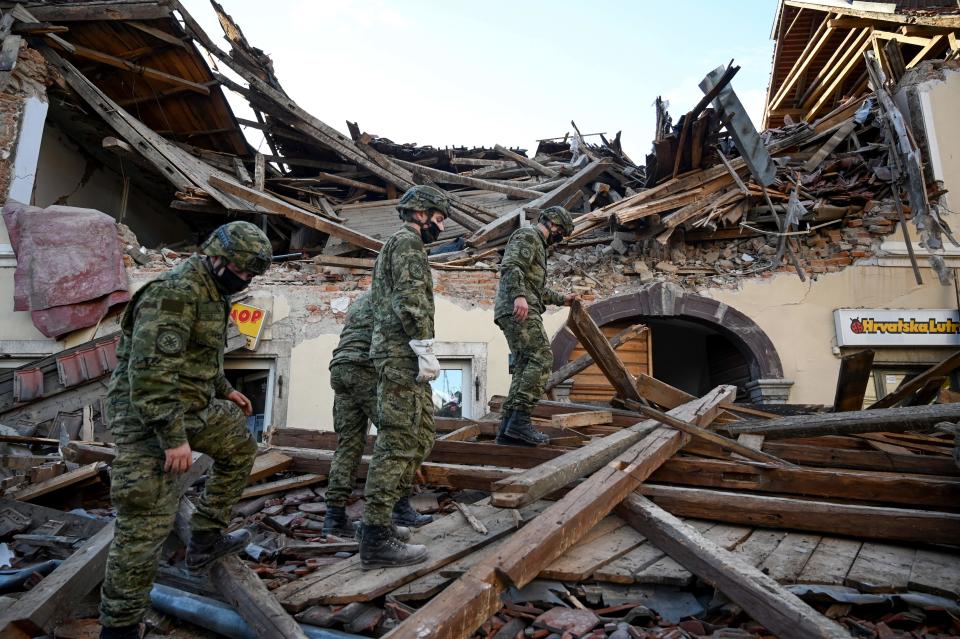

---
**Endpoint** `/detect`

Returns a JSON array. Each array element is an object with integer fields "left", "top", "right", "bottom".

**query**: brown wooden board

[
  {"left": 617, "top": 495, "right": 849, "bottom": 639},
  {"left": 845, "top": 543, "right": 916, "bottom": 593},
  {"left": 758, "top": 533, "right": 821, "bottom": 583},
  {"left": 639, "top": 484, "right": 960, "bottom": 545},
  {"left": 566, "top": 301, "right": 646, "bottom": 405},
  {"left": 832, "top": 349, "right": 874, "bottom": 412},
  {"left": 908, "top": 547, "right": 960, "bottom": 598},
  {"left": 796, "top": 537, "right": 862, "bottom": 585},
  {"left": 13, "top": 463, "right": 104, "bottom": 502},
  {"left": 540, "top": 517, "right": 643, "bottom": 581}
]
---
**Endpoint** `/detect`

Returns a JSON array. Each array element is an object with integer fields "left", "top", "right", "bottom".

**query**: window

[
  {"left": 431, "top": 342, "right": 488, "bottom": 420},
  {"left": 224, "top": 358, "right": 276, "bottom": 442}
]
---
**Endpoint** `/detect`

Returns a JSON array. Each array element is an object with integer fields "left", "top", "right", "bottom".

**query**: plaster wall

[
  {"left": 283, "top": 296, "right": 568, "bottom": 431},
  {"left": 918, "top": 68, "right": 960, "bottom": 215},
  {"left": 708, "top": 264, "right": 954, "bottom": 404}
]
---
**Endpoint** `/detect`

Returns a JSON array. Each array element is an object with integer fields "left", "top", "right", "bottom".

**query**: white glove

[{"left": 409, "top": 339, "right": 441, "bottom": 383}]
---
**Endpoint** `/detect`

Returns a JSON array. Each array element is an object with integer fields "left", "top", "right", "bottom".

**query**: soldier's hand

[
  {"left": 228, "top": 390, "right": 254, "bottom": 417},
  {"left": 513, "top": 296, "right": 529, "bottom": 322},
  {"left": 563, "top": 293, "right": 579, "bottom": 306},
  {"left": 164, "top": 442, "right": 193, "bottom": 474}
]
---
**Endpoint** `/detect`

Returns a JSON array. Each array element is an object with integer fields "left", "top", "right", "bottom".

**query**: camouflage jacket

[
  {"left": 329, "top": 293, "right": 374, "bottom": 370},
  {"left": 495, "top": 226, "right": 565, "bottom": 320},
  {"left": 369, "top": 225, "right": 434, "bottom": 360},
  {"left": 107, "top": 255, "right": 234, "bottom": 448}
]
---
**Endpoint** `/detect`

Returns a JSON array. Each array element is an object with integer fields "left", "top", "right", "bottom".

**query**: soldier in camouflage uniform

[
  {"left": 495, "top": 206, "right": 577, "bottom": 446},
  {"left": 98, "top": 222, "right": 272, "bottom": 639},
  {"left": 322, "top": 293, "right": 428, "bottom": 540},
  {"left": 360, "top": 185, "right": 448, "bottom": 570}
]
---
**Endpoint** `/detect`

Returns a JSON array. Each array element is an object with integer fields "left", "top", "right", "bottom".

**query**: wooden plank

[
  {"left": 467, "top": 159, "right": 609, "bottom": 247},
  {"left": 759, "top": 533, "right": 821, "bottom": 583},
  {"left": 751, "top": 440, "right": 960, "bottom": 475},
  {"left": 633, "top": 520, "right": 715, "bottom": 586},
  {"left": 384, "top": 387, "right": 733, "bottom": 639},
  {"left": 56, "top": 41, "right": 210, "bottom": 94},
  {"left": 274, "top": 501, "right": 549, "bottom": 610},
  {"left": 551, "top": 411, "right": 613, "bottom": 429},
  {"left": 832, "top": 349, "right": 875, "bottom": 412},
  {"left": 546, "top": 324, "right": 647, "bottom": 392},
  {"left": 13, "top": 463, "right": 103, "bottom": 502},
  {"left": 797, "top": 537, "right": 862, "bottom": 585},
  {"left": 395, "top": 159, "right": 542, "bottom": 200},
  {"left": 647, "top": 457, "right": 960, "bottom": 510},
  {"left": 314, "top": 255, "right": 376, "bottom": 269},
  {"left": 638, "top": 484, "right": 960, "bottom": 545},
  {"left": 18, "top": 2, "right": 172, "bottom": 22},
  {"left": 869, "top": 350, "right": 960, "bottom": 408},
  {"left": 734, "top": 529, "right": 787, "bottom": 566},
  {"left": 241, "top": 473, "right": 325, "bottom": 499},
  {"left": 490, "top": 388, "right": 731, "bottom": 507},
  {"left": 566, "top": 300, "right": 645, "bottom": 404},
  {"left": 635, "top": 373, "right": 694, "bottom": 409},
  {"left": 494, "top": 144, "right": 558, "bottom": 178},
  {"left": 540, "top": 517, "right": 642, "bottom": 581},
  {"left": 802, "top": 120, "right": 856, "bottom": 172},
  {"left": 624, "top": 400, "right": 795, "bottom": 467},
  {"left": 908, "top": 547, "right": 960, "bottom": 598},
  {"left": 248, "top": 450, "right": 294, "bottom": 483},
  {"left": 592, "top": 539, "right": 661, "bottom": 584},
  {"left": 210, "top": 176, "right": 384, "bottom": 252},
  {"left": 437, "top": 423, "right": 481, "bottom": 442},
  {"left": 617, "top": 495, "right": 850, "bottom": 639},
  {"left": 0, "top": 522, "right": 115, "bottom": 636},
  {"left": 722, "top": 402, "right": 960, "bottom": 439},
  {"left": 845, "top": 542, "right": 915, "bottom": 593}
]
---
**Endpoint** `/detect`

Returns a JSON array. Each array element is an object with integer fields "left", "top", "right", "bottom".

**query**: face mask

[
  {"left": 209, "top": 259, "right": 251, "bottom": 295},
  {"left": 420, "top": 220, "right": 442, "bottom": 244},
  {"left": 548, "top": 228, "right": 565, "bottom": 246}
]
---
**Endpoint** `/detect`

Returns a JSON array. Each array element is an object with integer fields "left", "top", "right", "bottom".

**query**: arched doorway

[{"left": 551, "top": 282, "right": 789, "bottom": 403}]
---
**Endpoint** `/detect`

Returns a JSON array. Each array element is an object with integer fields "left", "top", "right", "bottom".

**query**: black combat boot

[
  {"left": 99, "top": 623, "right": 144, "bottom": 639},
  {"left": 322, "top": 505, "right": 355, "bottom": 538},
  {"left": 494, "top": 409, "right": 514, "bottom": 443},
  {"left": 496, "top": 409, "right": 529, "bottom": 445},
  {"left": 186, "top": 529, "right": 252, "bottom": 571},
  {"left": 502, "top": 410, "right": 550, "bottom": 446},
  {"left": 392, "top": 496, "right": 433, "bottom": 527},
  {"left": 359, "top": 523, "right": 428, "bottom": 570},
  {"left": 354, "top": 520, "right": 412, "bottom": 542}
]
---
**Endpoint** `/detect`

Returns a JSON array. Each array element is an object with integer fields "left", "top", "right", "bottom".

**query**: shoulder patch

[
  {"left": 410, "top": 260, "right": 425, "bottom": 280},
  {"left": 156, "top": 328, "right": 185, "bottom": 355}
]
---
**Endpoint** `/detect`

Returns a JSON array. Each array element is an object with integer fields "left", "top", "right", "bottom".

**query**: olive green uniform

[
  {"left": 99, "top": 255, "right": 256, "bottom": 628},
  {"left": 495, "top": 227, "right": 565, "bottom": 413},
  {"left": 326, "top": 293, "right": 377, "bottom": 508},
  {"left": 363, "top": 226, "right": 436, "bottom": 527}
]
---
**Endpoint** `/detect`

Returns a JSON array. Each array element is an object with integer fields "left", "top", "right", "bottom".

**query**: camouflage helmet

[
  {"left": 539, "top": 206, "right": 574, "bottom": 236},
  {"left": 396, "top": 185, "right": 450, "bottom": 220},
  {"left": 201, "top": 221, "right": 272, "bottom": 276}
]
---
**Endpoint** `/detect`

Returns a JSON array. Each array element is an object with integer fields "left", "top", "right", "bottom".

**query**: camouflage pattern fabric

[
  {"left": 200, "top": 220, "right": 272, "bottom": 275},
  {"left": 369, "top": 225, "right": 435, "bottom": 360},
  {"left": 326, "top": 362, "right": 377, "bottom": 507},
  {"left": 329, "top": 293, "right": 374, "bottom": 368},
  {"left": 363, "top": 358, "right": 435, "bottom": 526},
  {"left": 396, "top": 185, "right": 450, "bottom": 218},
  {"left": 497, "top": 314, "right": 553, "bottom": 413},
  {"left": 99, "top": 254, "right": 256, "bottom": 628},
  {"left": 364, "top": 223, "right": 437, "bottom": 526},
  {"left": 494, "top": 227, "right": 565, "bottom": 321},
  {"left": 539, "top": 206, "right": 574, "bottom": 235}
]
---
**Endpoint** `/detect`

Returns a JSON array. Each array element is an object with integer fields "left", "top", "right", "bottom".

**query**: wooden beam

[
  {"left": 565, "top": 300, "right": 646, "bottom": 405},
  {"left": 722, "top": 402, "right": 960, "bottom": 440},
  {"left": 437, "top": 423, "right": 482, "bottom": 442},
  {"left": 385, "top": 386, "right": 734, "bottom": 639},
  {"left": 617, "top": 495, "right": 849, "bottom": 639},
  {"left": 116, "top": 80, "right": 218, "bottom": 107},
  {"left": 870, "top": 350, "right": 960, "bottom": 408},
  {"left": 768, "top": 18, "right": 833, "bottom": 111},
  {"left": 241, "top": 473, "right": 325, "bottom": 500},
  {"left": 622, "top": 400, "right": 795, "bottom": 468},
  {"left": 551, "top": 411, "right": 613, "bottom": 429},
  {"left": 13, "top": 462, "right": 104, "bottom": 502},
  {"left": 0, "top": 522, "right": 115, "bottom": 637},
  {"left": 649, "top": 457, "right": 960, "bottom": 510},
  {"left": 494, "top": 144, "right": 558, "bottom": 178},
  {"left": 395, "top": 159, "right": 542, "bottom": 200},
  {"left": 785, "top": 0, "right": 960, "bottom": 29},
  {"left": 55, "top": 41, "right": 211, "bottom": 94},
  {"left": 832, "top": 349, "right": 874, "bottom": 411},
  {"left": 466, "top": 159, "right": 609, "bottom": 247},
  {"left": 210, "top": 175, "right": 383, "bottom": 252},
  {"left": 804, "top": 29, "right": 873, "bottom": 120},
  {"left": 248, "top": 450, "right": 294, "bottom": 483},
  {"left": 638, "top": 484, "right": 960, "bottom": 545},
  {"left": 490, "top": 390, "right": 731, "bottom": 508},
  {"left": 545, "top": 324, "right": 647, "bottom": 392}
]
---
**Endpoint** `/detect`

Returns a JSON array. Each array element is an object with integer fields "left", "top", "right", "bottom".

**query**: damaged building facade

[{"left": 0, "top": 0, "right": 958, "bottom": 434}]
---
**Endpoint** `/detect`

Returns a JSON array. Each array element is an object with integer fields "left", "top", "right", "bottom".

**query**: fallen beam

[
  {"left": 722, "top": 403, "right": 960, "bottom": 439},
  {"left": 617, "top": 495, "right": 849, "bottom": 639},
  {"left": 566, "top": 300, "right": 646, "bottom": 405},
  {"left": 869, "top": 350, "right": 960, "bottom": 409},
  {"left": 833, "top": 349, "right": 875, "bottom": 412},
  {"left": 490, "top": 391, "right": 731, "bottom": 508},
  {"left": 545, "top": 324, "right": 647, "bottom": 392},
  {"left": 638, "top": 484, "right": 960, "bottom": 545},
  {"left": 385, "top": 386, "right": 734, "bottom": 639}
]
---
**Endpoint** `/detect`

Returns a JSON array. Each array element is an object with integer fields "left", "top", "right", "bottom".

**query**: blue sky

[{"left": 180, "top": 0, "right": 780, "bottom": 161}]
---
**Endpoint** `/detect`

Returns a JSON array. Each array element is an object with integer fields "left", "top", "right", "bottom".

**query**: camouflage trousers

[
  {"left": 497, "top": 314, "right": 553, "bottom": 413},
  {"left": 362, "top": 357, "right": 435, "bottom": 526},
  {"left": 100, "top": 398, "right": 256, "bottom": 628},
  {"left": 326, "top": 362, "right": 377, "bottom": 508}
]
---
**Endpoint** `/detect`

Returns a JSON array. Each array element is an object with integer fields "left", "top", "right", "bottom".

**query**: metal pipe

[
  {"left": 150, "top": 584, "right": 363, "bottom": 639},
  {"left": 0, "top": 560, "right": 61, "bottom": 593}
]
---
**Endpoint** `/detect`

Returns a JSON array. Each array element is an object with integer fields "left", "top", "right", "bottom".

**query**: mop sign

[
  {"left": 230, "top": 303, "right": 269, "bottom": 350},
  {"left": 835, "top": 309, "right": 960, "bottom": 346}
]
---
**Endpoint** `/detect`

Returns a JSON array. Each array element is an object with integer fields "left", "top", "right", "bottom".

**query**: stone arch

[{"left": 552, "top": 282, "right": 787, "bottom": 400}]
